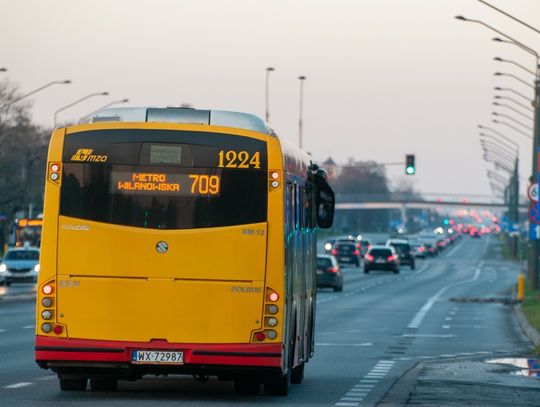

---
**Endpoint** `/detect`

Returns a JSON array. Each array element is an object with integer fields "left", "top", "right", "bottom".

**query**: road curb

[
  {"left": 513, "top": 303, "right": 540, "bottom": 347},
  {"left": 0, "top": 293, "right": 35, "bottom": 303},
  {"left": 378, "top": 362, "right": 422, "bottom": 406}
]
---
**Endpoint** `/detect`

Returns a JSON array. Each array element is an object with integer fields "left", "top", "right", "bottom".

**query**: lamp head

[
  {"left": 455, "top": 15, "right": 467, "bottom": 21},
  {"left": 494, "top": 57, "right": 503, "bottom": 62},
  {"left": 266, "top": 67, "right": 274, "bottom": 72}
]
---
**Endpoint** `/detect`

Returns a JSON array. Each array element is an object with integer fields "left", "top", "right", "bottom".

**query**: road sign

[
  {"left": 529, "top": 184, "right": 539, "bottom": 202},
  {"left": 530, "top": 223, "right": 540, "bottom": 240},
  {"left": 529, "top": 205, "right": 540, "bottom": 224}
]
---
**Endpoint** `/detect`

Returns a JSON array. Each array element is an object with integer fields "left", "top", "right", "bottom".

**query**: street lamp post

[
  {"left": 265, "top": 67, "right": 274, "bottom": 124},
  {"left": 493, "top": 102, "right": 534, "bottom": 121},
  {"left": 492, "top": 119, "right": 533, "bottom": 139},
  {"left": 478, "top": 124, "right": 521, "bottom": 148},
  {"left": 495, "top": 86, "right": 533, "bottom": 103},
  {"left": 494, "top": 72, "right": 535, "bottom": 91},
  {"left": 0, "top": 68, "right": 7, "bottom": 72},
  {"left": 79, "top": 98, "right": 129, "bottom": 123},
  {"left": 479, "top": 132, "right": 519, "bottom": 154},
  {"left": 0, "top": 80, "right": 71, "bottom": 110},
  {"left": 492, "top": 112, "right": 533, "bottom": 131},
  {"left": 54, "top": 92, "right": 109, "bottom": 127},
  {"left": 494, "top": 57, "right": 536, "bottom": 76},
  {"left": 298, "top": 75, "right": 306, "bottom": 149},
  {"left": 494, "top": 95, "right": 534, "bottom": 113}
]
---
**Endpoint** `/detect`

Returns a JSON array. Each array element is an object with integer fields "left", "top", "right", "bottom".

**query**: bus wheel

[
  {"left": 90, "top": 378, "right": 118, "bottom": 391},
  {"left": 233, "top": 378, "right": 260, "bottom": 395},
  {"left": 290, "top": 362, "right": 304, "bottom": 384},
  {"left": 264, "top": 373, "right": 289, "bottom": 396},
  {"left": 59, "top": 378, "right": 87, "bottom": 391}
]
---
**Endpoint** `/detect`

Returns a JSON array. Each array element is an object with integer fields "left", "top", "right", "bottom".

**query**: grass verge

[{"left": 521, "top": 278, "right": 540, "bottom": 354}]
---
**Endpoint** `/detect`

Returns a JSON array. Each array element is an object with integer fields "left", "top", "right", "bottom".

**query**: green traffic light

[{"left": 406, "top": 166, "right": 415, "bottom": 175}]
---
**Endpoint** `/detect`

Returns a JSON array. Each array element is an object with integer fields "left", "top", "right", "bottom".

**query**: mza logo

[{"left": 71, "top": 149, "right": 108, "bottom": 162}]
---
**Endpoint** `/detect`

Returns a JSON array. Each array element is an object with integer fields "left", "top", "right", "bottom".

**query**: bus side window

[{"left": 294, "top": 184, "right": 298, "bottom": 230}]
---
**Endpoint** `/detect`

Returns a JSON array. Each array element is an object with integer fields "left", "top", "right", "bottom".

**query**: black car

[
  {"left": 386, "top": 239, "right": 415, "bottom": 269},
  {"left": 316, "top": 254, "right": 343, "bottom": 291},
  {"left": 331, "top": 242, "right": 360, "bottom": 267},
  {"left": 364, "top": 246, "right": 399, "bottom": 274}
]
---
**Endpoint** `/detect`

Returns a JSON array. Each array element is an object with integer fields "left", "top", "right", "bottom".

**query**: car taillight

[
  {"left": 353, "top": 250, "right": 360, "bottom": 256},
  {"left": 331, "top": 249, "right": 337, "bottom": 255},
  {"left": 327, "top": 267, "right": 338, "bottom": 273},
  {"left": 387, "top": 255, "right": 396, "bottom": 261},
  {"left": 365, "top": 254, "right": 374, "bottom": 262},
  {"left": 355, "top": 243, "right": 361, "bottom": 249},
  {"left": 418, "top": 247, "right": 425, "bottom": 252}
]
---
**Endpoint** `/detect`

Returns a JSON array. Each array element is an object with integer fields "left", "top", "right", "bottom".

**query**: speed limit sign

[{"left": 529, "top": 183, "right": 538, "bottom": 202}]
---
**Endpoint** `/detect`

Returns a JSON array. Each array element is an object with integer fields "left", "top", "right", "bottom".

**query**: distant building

[{"left": 322, "top": 157, "right": 338, "bottom": 180}]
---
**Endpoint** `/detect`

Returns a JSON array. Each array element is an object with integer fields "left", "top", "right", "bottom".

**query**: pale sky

[{"left": 1, "top": 0, "right": 538, "bottom": 198}]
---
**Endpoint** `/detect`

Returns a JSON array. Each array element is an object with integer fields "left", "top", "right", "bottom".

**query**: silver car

[{"left": 0, "top": 247, "right": 40, "bottom": 286}]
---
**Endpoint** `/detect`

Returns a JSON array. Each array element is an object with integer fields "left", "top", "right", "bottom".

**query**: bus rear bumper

[{"left": 35, "top": 336, "right": 283, "bottom": 377}]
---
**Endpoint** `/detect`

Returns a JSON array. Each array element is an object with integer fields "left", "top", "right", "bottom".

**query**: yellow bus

[{"left": 35, "top": 107, "right": 334, "bottom": 396}]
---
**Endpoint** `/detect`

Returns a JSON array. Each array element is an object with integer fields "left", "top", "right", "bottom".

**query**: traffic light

[{"left": 405, "top": 154, "right": 415, "bottom": 175}]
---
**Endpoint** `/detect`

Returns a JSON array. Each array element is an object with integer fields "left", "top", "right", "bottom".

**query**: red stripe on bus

[{"left": 35, "top": 336, "right": 283, "bottom": 367}]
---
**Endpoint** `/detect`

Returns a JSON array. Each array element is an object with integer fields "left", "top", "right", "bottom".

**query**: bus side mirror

[{"left": 314, "top": 170, "right": 335, "bottom": 229}]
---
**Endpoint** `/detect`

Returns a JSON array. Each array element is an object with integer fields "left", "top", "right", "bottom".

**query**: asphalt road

[{"left": 0, "top": 235, "right": 538, "bottom": 406}]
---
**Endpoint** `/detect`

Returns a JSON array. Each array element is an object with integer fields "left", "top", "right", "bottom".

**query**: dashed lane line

[
  {"left": 407, "top": 261, "right": 483, "bottom": 329},
  {"left": 4, "top": 382, "right": 32, "bottom": 389},
  {"left": 335, "top": 360, "right": 396, "bottom": 406}
]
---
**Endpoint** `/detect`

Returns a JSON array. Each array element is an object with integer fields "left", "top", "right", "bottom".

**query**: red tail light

[
  {"left": 353, "top": 250, "right": 360, "bottom": 256},
  {"left": 331, "top": 249, "right": 337, "bottom": 255},
  {"left": 387, "top": 255, "right": 396, "bottom": 261},
  {"left": 327, "top": 267, "right": 338, "bottom": 273},
  {"left": 355, "top": 243, "right": 361, "bottom": 249},
  {"left": 418, "top": 247, "right": 425, "bottom": 252},
  {"left": 365, "top": 254, "right": 374, "bottom": 262}
]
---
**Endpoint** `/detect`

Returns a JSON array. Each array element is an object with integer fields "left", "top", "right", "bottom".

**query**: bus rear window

[{"left": 59, "top": 129, "right": 268, "bottom": 229}]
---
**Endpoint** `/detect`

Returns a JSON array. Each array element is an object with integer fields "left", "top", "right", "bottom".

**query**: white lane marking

[
  {"left": 335, "top": 360, "right": 395, "bottom": 406},
  {"left": 316, "top": 342, "right": 373, "bottom": 347},
  {"left": 22, "top": 325, "right": 34, "bottom": 329},
  {"left": 4, "top": 382, "right": 32, "bottom": 389},
  {"left": 450, "top": 317, "right": 482, "bottom": 320},
  {"left": 37, "top": 376, "right": 56, "bottom": 381},
  {"left": 336, "top": 403, "right": 359, "bottom": 406},
  {"left": 445, "top": 317, "right": 452, "bottom": 321},
  {"left": 450, "top": 325, "right": 483, "bottom": 329},
  {"left": 442, "top": 325, "right": 450, "bottom": 329},
  {"left": 0, "top": 329, "right": 5, "bottom": 333},
  {"left": 407, "top": 262, "right": 483, "bottom": 329},
  {"left": 403, "top": 334, "right": 455, "bottom": 338},
  {"left": 444, "top": 239, "right": 465, "bottom": 257}
]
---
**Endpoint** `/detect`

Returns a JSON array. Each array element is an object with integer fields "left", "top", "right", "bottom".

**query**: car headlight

[
  {"left": 34, "top": 264, "right": 40, "bottom": 272},
  {"left": 324, "top": 243, "right": 332, "bottom": 251},
  {"left": 0, "top": 264, "right": 6, "bottom": 273}
]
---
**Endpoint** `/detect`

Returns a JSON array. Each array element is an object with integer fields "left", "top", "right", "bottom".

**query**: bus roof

[{"left": 89, "top": 107, "right": 273, "bottom": 136}]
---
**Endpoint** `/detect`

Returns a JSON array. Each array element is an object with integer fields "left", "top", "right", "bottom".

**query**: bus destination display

[{"left": 111, "top": 171, "right": 220, "bottom": 196}]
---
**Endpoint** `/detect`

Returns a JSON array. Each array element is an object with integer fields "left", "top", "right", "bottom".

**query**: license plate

[
  {"left": 341, "top": 257, "right": 351, "bottom": 261},
  {"left": 375, "top": 259, "right": 385, "bottom": 263},
  {"left": 132, "top": 350, "right": 184, "bottom": 365},
  {"left": 316, "top": 270, "right": 323, "bottom": 275}
]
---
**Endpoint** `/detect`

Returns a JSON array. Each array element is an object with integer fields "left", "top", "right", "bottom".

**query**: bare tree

[{"left": 0, "top": 79, "right": 50, "bottom": 248}]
